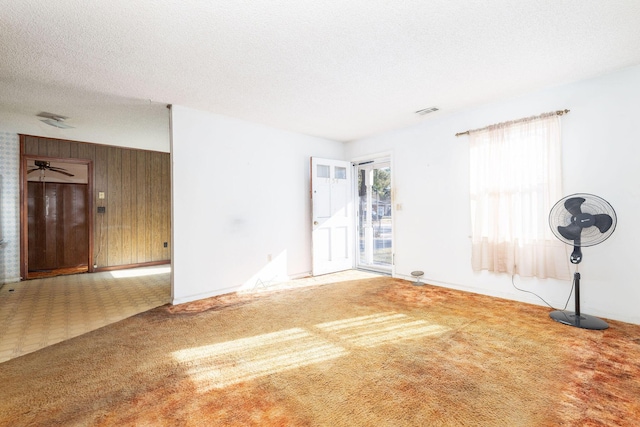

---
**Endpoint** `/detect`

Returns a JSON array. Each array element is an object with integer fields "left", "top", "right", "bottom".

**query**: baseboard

[
  {"left": 172, "top": 284, "right": 242, "bottom": 306},
  {"left": 171, "top": 271, "right": 313, "bottom": 306},
  {"left": 94, "top": 260, "right": 170, "bottom": 273},
  {"left": 0, "top": 277, "right": 21, "bottom": 289},
  {"left": 394, "top": 273, "right": 553, "bottom": 309}
]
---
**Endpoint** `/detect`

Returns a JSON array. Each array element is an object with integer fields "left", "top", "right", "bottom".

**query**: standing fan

[{"left": 548, "top": 193, "right": 617, "bottom": 330}]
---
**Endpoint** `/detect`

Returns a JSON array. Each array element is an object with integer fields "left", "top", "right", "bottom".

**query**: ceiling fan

[{"left": 28, "top": 160, "right": 75, "bottom": 177}]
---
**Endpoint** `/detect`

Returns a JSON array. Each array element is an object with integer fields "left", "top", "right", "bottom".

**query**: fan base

[{"left": 549, "top": 310, "right": 609, "bottom": 330}]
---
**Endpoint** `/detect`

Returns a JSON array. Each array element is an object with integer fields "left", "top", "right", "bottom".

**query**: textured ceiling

[{"left": 2, "top": 0, "right": 640, "bottom": 142}]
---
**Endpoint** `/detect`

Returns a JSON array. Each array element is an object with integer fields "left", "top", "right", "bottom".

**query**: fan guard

[{"left": 549, "top": 193, "right": 616, "bottom": 247}]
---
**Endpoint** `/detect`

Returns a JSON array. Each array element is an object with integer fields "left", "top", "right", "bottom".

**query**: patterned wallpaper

[{"left": 0, "top": 132, "right": 20, "bottom": 284}]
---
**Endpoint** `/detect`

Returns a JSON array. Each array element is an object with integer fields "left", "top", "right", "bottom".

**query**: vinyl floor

[{"left": 0, "top": 266, "right": 171, "bottom": 363}]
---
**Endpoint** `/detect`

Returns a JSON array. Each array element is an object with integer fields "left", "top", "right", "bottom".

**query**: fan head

[{"left": 549, "top": 193, "right": 616, "bottom": 247}]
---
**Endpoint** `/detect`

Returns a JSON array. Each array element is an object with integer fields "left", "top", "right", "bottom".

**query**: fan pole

[
  {"left": 574, "top": 271, "right": 581, "bottom": 317},
  {"left": 549, "top": 271, "right": 609, "bottom": 330}
]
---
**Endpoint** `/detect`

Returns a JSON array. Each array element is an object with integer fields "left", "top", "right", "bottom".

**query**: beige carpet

[{"left": 1, "top": 276, "right": 639, "bottom": 426}]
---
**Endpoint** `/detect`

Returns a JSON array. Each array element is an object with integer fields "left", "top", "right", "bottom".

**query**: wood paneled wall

[{"left": 21, "top": 135, "right": 171, "bottom": 269}]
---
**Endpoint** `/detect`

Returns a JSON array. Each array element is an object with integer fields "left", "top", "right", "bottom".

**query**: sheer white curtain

[{"left": 469, "top": 113, "right": 570, "bottom": 279}]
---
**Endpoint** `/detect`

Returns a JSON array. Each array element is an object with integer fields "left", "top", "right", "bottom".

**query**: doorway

[
  {"left": 356, "top": 159, "right": 392, "bottom": 273},
  {"left": 21, "top": 156, "right": 93, "bottom": 279}
]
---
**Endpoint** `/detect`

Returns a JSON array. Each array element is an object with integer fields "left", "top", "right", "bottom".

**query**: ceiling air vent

[{"left": 415, "top": 107, "right": 439, "bottom": 116}]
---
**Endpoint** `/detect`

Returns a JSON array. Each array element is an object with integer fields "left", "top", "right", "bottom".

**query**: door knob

[{"left": 313, "top": 221, "right": 319, "bottom": 225}]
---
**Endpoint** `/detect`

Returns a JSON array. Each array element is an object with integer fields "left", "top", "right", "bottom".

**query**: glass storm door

[{"left": 356, "top": 160, "right": 392, "bottom": 272}]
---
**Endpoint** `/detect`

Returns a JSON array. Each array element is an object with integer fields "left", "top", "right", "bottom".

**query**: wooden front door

[{"left": 27, "top": 181, "right": 89, "bottom": 276}]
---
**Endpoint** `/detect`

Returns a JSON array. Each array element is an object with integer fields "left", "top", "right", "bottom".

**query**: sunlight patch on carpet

[
  {"left": 174, "top": 313, "right": 449, "bottom": 390},
  {"left": 173, "top": 328, "right": 348, "bottom": 390},
  {"left": 109, "top": 266, "right": 171, "bottom": 278},
  {"left": 315, "top": 312, "right": 449, "bottom": 348}
]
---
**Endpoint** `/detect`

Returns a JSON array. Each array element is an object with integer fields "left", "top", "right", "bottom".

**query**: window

[
  {"left": 317, "top": 164, "right": 330, "bottom": 178},
  {"left": 469, "top": 113, "right": 569, "bottom": 279}
]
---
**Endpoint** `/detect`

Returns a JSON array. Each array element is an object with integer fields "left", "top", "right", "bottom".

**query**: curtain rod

[{"left": 455, "top": 109, "right": 570, "bottom": 137}]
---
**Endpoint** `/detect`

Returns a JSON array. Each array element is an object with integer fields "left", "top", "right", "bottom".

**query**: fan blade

[
  {"left": 47, "top": 166, "right": 73, "bottom": 176},
  {"left": 564, "top": 197, "right": 585, "bottom": 217},
  {"left": 27, "top": 168, "right": 40, "bottom": 173},
  {"left": 47, "top": 166, "right": 69, "bottom": 172},
  {"left": 48, "top": 169, "right": 75, "bottom": 177},
  {"left": 593, "top": 214, "right": 613, "bottom": 233},
  {"left": 558, "top": 223, "right": 582, "bottom": 241}
]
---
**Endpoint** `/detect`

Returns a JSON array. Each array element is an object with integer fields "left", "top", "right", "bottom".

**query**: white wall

[
  {"left": 170, "top": 106, "right": 344, "bottom": 304},
  {"left": 345, "top": 64, "right": 640, "bottom": 325}
]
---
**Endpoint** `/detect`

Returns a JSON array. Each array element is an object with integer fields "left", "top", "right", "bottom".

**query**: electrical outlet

[
  {"left": 163, "top": 242, "right": 168, "bottom": 248},
  {"left": 97, "top": 206, "right": 106, "bottom": 213}
]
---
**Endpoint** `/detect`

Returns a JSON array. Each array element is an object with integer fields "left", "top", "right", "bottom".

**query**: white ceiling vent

[{"left": 415, "top": 107, "right": 439, "bottom": 116}]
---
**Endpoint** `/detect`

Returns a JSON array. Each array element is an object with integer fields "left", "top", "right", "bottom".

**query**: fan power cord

[{"left": 511, "top": 274, "right": 574, "bottom": 311}]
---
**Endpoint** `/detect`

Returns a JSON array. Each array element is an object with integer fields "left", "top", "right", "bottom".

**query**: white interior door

[{"left": 311, "top": 157, "right": 353, "bottom": 276}]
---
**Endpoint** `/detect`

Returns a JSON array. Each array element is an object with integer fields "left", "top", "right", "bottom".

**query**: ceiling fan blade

[
  {"left": 564, "top": 197, "right": 585, "bottom": 217},
  {"left": 48, "top": 166, "right": 73, "bottom": 173},
  {"left": 593, "top": 214, "right": 613, "bottom": 233},
  {"left": 27, "top": 168, "right": 41, "bottom": 173},
  {"left": 48, "top": 169, "right": 75, "bottom": 177},
  {"left": 558, "top": 223, "right": 582, "bottom": 241}
]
